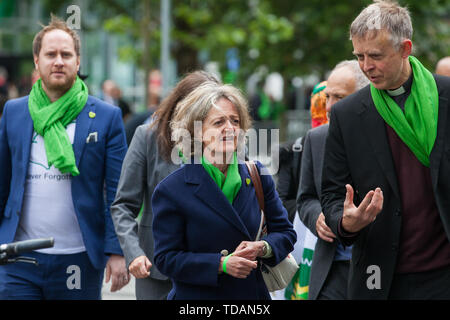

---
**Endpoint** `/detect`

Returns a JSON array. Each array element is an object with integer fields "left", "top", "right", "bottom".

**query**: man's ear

[{"left": 401, "top": 39, "right": 412, "bottom": 58}]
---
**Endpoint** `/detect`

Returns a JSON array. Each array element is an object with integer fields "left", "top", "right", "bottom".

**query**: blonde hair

[
  {"left": 170, "top": 82, "right": 252, "bottom": 158},
  {"left": 33, "top": 14, "right": 81, "bottom": 57}
]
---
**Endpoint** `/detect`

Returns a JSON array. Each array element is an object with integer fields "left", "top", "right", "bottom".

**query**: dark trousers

[
  {"left": 388, "top": 265, "right": 450, "bottom": 300},
  {"left": 317, "top": 260, "right": 349, "bottom": 300},
  {"left": 136, "top": 277, "right": 172, "bottom": 300},
  {"left": 0, "top": 251, "right": 103, "bottom": 300}
]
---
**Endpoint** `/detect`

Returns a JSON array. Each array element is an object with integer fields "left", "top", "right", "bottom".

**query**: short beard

[{"left": 43, "top": 74, "right": 77, "bottom": 97}]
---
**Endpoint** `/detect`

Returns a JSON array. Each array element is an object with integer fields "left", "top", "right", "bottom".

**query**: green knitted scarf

[{"left": 28, "top": 76, "right": 88, "bottom": 176}]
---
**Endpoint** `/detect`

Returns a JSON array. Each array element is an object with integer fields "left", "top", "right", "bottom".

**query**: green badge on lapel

[
  {"left": 89, "top": 111, "right": 96, "bottom": 119},
  {"left": 246, "top": 178, "right": 251, "bottom": 185}
]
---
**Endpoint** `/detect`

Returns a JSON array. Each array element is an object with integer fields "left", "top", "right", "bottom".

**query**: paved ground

[
  {"left": 100, "top": 274, "right": 286, "bottom": 300},
  {"left": 101, "top": 272, "right": 136, "bottom": 300}
]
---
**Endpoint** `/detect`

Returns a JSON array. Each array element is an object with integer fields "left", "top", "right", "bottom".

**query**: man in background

[
  {"left": 101, "top": 79, "right": 132, "bottom": 123},
  {"left": 297, "top": 60, "right": 368, "bottom": 299},
  {"left": 435, "top": 56, "right": 450, "bottom": 77}
]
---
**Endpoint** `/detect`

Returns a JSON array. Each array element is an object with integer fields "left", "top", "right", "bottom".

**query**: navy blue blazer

[
  {"left": 152, "top": 161, "right": 296, "bottom": 300},
  {"left": 0, "top": 95, "right": 127, "bottom": 269}
]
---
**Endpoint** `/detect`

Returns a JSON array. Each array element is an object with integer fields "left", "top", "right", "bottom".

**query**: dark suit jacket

[
  {"left": 0, "top": 96, "right": 127, "bottom": 269},
  {"left": 297, "top": 123, "right": 340, "bottom": 300},
  {"left": 321, "top": 75, "right": 450, "bottom": 299},
  {"left": 277, "top": 137, "right": 304, "bottom": 223},
  {"left": 151, "top": 161, "right": 296, "bottom": 300}
]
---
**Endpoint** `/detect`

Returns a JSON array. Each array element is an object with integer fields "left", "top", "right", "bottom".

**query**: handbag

[{"left": 245, "top": 161, "right": 299, "bottom": 292}]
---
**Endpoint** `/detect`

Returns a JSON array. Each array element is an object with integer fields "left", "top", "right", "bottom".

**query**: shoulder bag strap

[{"left": 245, "top": 161, "right": 266, "bottom": 241}]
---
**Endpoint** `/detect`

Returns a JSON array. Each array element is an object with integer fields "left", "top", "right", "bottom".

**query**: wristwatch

[{"left": 261, "top": 241, "right": 268, "bottom": 257}]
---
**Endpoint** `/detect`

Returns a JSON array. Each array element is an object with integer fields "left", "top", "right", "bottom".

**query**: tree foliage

[{"left": 41, "top": 0, "right": 450, "bottom": 82}]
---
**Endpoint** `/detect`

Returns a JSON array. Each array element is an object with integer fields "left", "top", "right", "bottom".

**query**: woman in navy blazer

[
  {"left": 152, "top": 82, "right": 296, "bottom": 300},
  {"left": 111, "top": 71, "right": 221, "bottom": 299}
]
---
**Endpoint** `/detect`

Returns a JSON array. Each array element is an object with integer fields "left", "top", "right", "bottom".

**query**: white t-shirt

[{"left": 14, "top": 122, "right": 86, "bottom": 254}]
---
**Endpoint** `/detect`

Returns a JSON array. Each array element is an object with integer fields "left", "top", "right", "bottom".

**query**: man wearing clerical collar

[{"left": 321, "top": 0, "right": 450, "bottom": 300}]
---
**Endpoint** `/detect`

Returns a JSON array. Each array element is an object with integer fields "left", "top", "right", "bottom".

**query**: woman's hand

[
  {"left": 233, "top": 241, "right": 266, "bottom": 260},
  {"left": 129, "top": 255, "right": 152, "bottom": 278},
  {"left": 219, "top": 255, "right": 257, "bottom": 279}
]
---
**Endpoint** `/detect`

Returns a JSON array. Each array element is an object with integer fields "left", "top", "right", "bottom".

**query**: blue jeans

[{"left": 0, "top": 251, "right": 104, "bottom": 300}]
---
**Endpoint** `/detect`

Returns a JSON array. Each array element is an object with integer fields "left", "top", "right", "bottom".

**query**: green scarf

[
  {"left": 202, "top": 152, "right": 242, "bottom": 204},
  {"left": 28, "top": 76, "right": 89, "bottom": 176},
  {"left": 370, "top": 56, "right": 438, "bottom": 167}
]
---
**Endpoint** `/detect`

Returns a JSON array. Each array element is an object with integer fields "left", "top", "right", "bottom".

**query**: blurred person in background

[
  {"left": 125, "top": 69, "right": 161, "bottom": 146},
  {"left": 277, "top": 81, "right": 328, "bottom": 224},
  {"left": 435, "top": 56, "right": 450, "bottom": 77},
  {"left": 276, "top": 81, "right": 328, "bottom": 297},
  {"left": 259, "top": 73, "right": 285, "bottom": 122},
  {"left": 297, "top": 60, "right": 369, "bottom": 300},
  {"left": 275, "top": 80, "right": 328, "bottom": 300},
  {"left": 101, "top": 79, "right": 132, "bottom": 123},
  {"left": 100, "top": 79, "right": 116, "bottom": 105},
  {"left": 309, "top": 81, "right": 328, "bottom": 128},
  {"left": 111, "top": 84, "right": 131, "bottom": 123}
]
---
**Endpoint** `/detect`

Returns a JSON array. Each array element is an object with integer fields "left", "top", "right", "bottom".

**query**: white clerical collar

[{"left": 386, "top": 86, "right": 406, "bottom": 97}]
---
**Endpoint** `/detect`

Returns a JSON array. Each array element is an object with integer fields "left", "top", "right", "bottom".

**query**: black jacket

[
  {"left": 321, "top": 75, "right": 450, "bottom": 299},
  {"left": 276, "top": 137, "right": 304, "bottom": 223}
]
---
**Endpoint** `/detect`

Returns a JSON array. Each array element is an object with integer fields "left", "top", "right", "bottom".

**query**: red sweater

[{"left": 386, "top": 124, "right": 450, "bottom": 273}]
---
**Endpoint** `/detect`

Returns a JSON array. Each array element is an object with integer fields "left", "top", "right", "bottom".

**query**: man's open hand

[{"left": 341, "top": 184, "right": 383, "bottom": 233}]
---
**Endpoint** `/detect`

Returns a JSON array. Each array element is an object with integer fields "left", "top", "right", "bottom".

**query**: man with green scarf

[
  {"left": 0, "top": 16, "right": 128, "bottom": 299},
  {"left": 321, "top": 1, "right": 450, "bottom": 299}
]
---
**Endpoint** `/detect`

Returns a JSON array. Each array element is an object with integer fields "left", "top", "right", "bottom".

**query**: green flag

[{"left": 285, "top": 228, "right": 317, "bottom": 300}]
